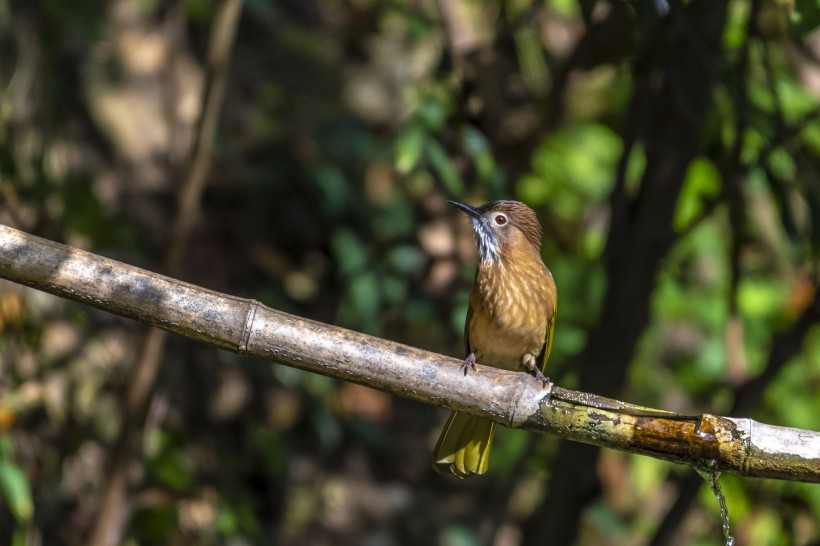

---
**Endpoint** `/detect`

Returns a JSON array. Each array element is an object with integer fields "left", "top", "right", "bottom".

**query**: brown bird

[{"left": 433, "top": 200, "right": 557, "bottom": 478}]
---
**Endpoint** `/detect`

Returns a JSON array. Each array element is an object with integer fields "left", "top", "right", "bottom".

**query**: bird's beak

[{"left": 447, "top": 200, "right": 482, "bottom": 220}]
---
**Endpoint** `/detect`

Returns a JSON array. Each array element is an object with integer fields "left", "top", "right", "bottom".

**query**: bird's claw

[
  {"left": 462, "top": 353, "right": 477, "bottom": 375},
  {"left": 534, "top": 370, "right": 551, "bottom": 388}
]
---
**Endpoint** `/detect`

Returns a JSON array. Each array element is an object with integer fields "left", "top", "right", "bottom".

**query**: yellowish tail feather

[{"left": 433, "top": 411, "right": 495, "bottom": 478}]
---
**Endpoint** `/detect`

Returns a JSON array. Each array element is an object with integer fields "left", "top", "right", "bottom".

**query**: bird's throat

[{"left": 472, "top": 220, "right": 500, "bottom": 263}]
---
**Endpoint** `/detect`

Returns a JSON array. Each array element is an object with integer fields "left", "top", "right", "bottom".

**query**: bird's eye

[{"left": 495, "top": 214, "right": 507, "bottom": 225}]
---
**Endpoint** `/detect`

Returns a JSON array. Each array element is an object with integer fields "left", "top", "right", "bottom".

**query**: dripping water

[{"left": 695, "top": 465, "right": 735, "bottom": 546}]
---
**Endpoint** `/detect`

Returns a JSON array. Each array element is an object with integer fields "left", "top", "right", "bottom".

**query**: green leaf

[
  {"left": 330, "top": 229, "right": 368, "bottom": 276},
  {"left": 738, "top": 278, "right": 787, "bottom": 319},
  {"left": 462, "top": 126, "right": 496, "bottom": 182},
  {"left": 722, "top": 0, "right": 749, "bottom": 50},
  {"left": 152, "top": 450, "right": 192, "bottom": 491},
  {"left": 799, "top": 121, "right": 820, "bottom": 157},
  {"left": 440, "top": 525, "right": 478, "bottom": 546},
  {"left": 674, "top": 158, "right": 722, "bottom": 232},
  {"left": 426, "top": 139, "right": 464, "bottom": 195},
  {"left": 395, "top": 126, "right": 427, "bottom": 174},
  {"left": 777, "top": 79, "right": 818, "bottom": 121},
  {"left": 0, "top": 461, "right": 33, "bottom": 522},
  {"left": 312, "top": 166, "right": 349, "bottom": 214},
  {"left": 767, "top": 148, "right": 796, "bottom": 180},
  {"left": 386, "top": 245, "right": 426, "bottom": 275},
  {"left": 418, "top": 99, "right": 449, "bottom": 130},
  {"left": 548, "top": 0, "right": 579, "bottom": 16},
  {"left": 0, "top": 436, "right": 13, "bottom": 459},
  {"left": 349, "top": 271, "right": 381, "bottom": 326},
  {"left": 514, "top": 26, "right": 548, "bottom": 96}
]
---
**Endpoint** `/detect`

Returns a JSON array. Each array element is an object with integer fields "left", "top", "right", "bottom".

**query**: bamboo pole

[{"left": 1, "top": 223, "right": 818, "bottom": 483}]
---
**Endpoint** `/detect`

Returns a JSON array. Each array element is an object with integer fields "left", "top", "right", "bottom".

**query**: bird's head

[{"left": 448, "top": 200, "right": 542, "bottom": 263}]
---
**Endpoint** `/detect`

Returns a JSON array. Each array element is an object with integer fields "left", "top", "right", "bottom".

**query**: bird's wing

[
  {"left": 538, "top": 300, "right": 557, "bottom": 372},
  {"left": 464, "top": 303, "right": 474, "bottom": 357}
]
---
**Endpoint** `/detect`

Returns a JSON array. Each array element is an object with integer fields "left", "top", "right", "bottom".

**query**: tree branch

[{"left": 1, "top": 224, "right": 818, "bottom": 482}]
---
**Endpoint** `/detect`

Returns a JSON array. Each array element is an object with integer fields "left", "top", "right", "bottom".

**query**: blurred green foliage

[
  {"left": 0, "top": 0, "right": 819, "bottom": 545},
  {"left": 0, "top": 436, "right": 32, "bottom": 523}
]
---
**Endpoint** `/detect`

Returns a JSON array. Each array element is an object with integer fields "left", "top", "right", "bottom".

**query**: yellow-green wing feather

[
  {"left": 538, "top": 300, "right": 557, "bottom": 372},
  {"left": 434, "top": 411, "right": 494, "bottom": 478},
  {"left": 463, "top": 303, "right": 473, "bottom": 357}
]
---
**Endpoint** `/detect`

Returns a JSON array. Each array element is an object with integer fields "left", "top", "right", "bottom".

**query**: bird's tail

[{"left": 433, "top": 411, "right": 495, "bottom": 478}]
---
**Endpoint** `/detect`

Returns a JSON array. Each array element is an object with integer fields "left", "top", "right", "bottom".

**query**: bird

[{"left": 433, "top": 200, "right": 557, "bottom": 478}]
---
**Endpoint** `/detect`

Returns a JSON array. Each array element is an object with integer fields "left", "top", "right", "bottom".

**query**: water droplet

[{"left": 694, "top": 467, "right": 735, "bottom": 546}]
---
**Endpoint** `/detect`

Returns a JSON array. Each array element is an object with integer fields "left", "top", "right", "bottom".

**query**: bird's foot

[
  {"left": 462, "top": 353, "right": 477, "bottom": 376},
  {"left": 522, "top": 354, "right": 550, "bottom": 387},
  {"left": 533, "top": 370, "right": 551, "bottom": 388}
]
